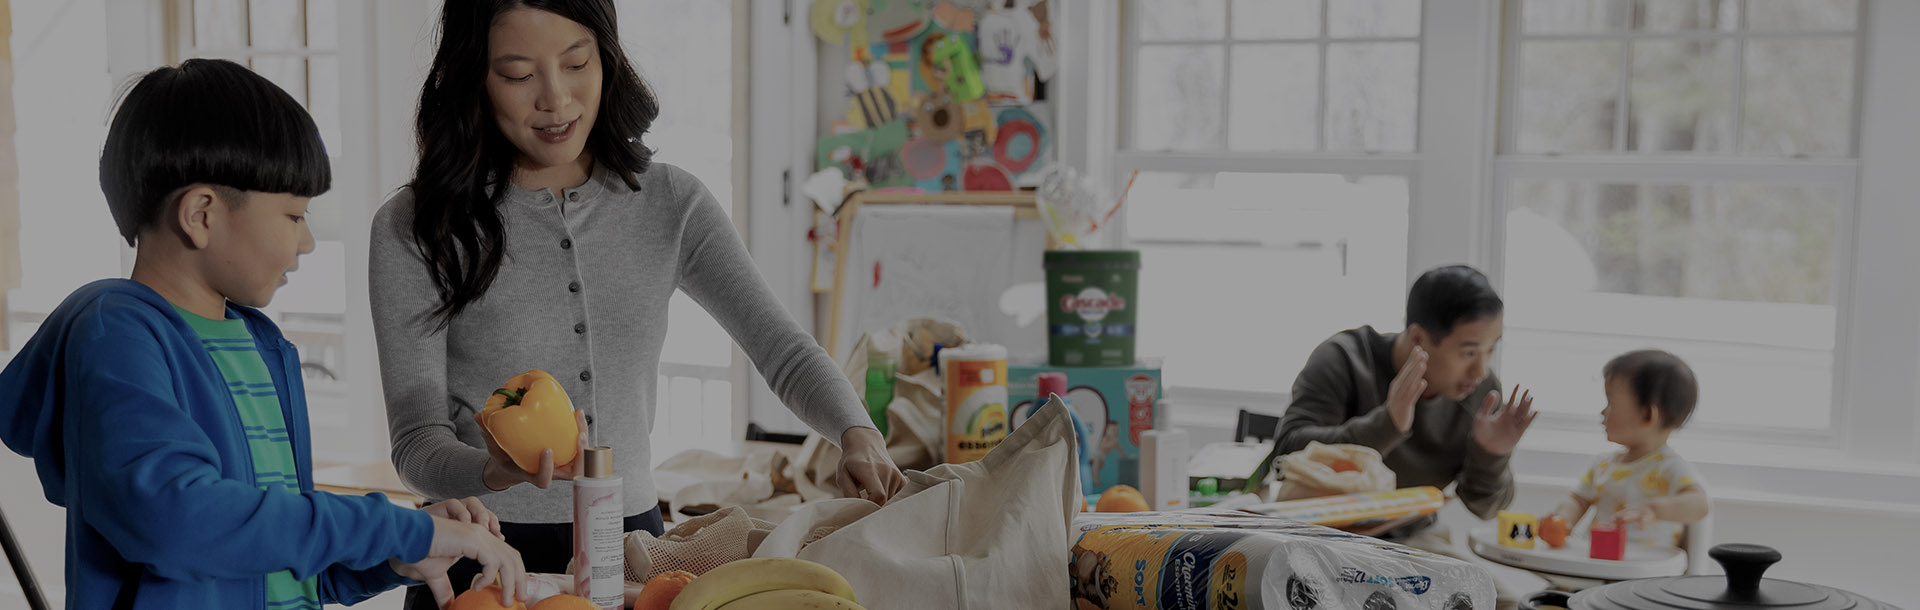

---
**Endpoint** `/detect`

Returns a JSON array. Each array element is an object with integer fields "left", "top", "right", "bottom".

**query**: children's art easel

[{"left": 823, "top": 191, "right": 1052, "bottom": 364}]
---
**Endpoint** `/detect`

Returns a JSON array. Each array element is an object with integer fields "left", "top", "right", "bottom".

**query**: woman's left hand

[{"left": 836, "top": 426, "right": 907, "bottom": 504}]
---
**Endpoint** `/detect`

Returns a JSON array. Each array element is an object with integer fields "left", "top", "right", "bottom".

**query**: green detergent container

[{"left": 1044, "top": 250, "right": 1141, "bottom": 367}]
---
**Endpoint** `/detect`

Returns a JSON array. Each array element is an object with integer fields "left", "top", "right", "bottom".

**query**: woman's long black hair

[{"left": 410, "top": 0, "right": 658, "bottom": 328}]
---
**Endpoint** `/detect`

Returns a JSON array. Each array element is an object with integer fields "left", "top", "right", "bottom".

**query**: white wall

[{"left": 6, "top": 0, "right": 117, "bottom": 312}]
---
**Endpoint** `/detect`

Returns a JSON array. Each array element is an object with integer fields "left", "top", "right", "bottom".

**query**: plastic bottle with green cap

[{"left": 864, "top": 347, "right": 895, "bottom": 436}]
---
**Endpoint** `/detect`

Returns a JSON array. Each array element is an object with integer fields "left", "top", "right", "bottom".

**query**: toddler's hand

[{"left": 1615, "top": 503, "right": 1656, "bottom": 528}]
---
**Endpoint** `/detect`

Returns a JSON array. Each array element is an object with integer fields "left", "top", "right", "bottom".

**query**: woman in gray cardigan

[{"left": 370, "top": 1, "right": 904, "bottom": 605}]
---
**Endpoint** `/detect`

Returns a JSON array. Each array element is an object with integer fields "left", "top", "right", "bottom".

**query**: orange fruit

[
  {"left": 1095, "top": 484, "right": 1151, "bottom": 512},
  {"left": 1539, "top": 514, "right": 1571, "bottom": 549},
  {"left": 530, "top": 594, "right": 597, "bottom": 610},
  {"left": 633, "top": 570, "right": 698, "bottom": 610},
  {"left": 449, "top": 586, "right": 527, "bottom": 610}
]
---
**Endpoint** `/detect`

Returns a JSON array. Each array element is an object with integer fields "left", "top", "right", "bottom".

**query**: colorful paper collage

[
  {"left": 816, "top": 121, "right": 913, "bottom": 188},
  {"left": 817, "top": 0, "right": 1058, "bottom": 193}
]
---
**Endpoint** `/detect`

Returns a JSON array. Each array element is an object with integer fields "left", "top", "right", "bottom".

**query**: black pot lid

[{"left": 1570, "top": 544, "right": 1902, "bottom": 610}]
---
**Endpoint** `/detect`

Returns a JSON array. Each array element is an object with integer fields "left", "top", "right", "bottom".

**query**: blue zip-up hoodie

[{"left": 0, "top": 280, "right": 433, "bottom": 609}]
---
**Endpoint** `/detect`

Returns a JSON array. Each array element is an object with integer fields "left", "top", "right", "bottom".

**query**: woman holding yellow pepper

[{"left": 368, "top": 1, "right": 905, "bottom": 607}]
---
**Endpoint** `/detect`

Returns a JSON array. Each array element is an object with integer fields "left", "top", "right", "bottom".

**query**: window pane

[
  {"left": 194, "top": 0, "right": 249, "bottom": 50},
  {"left": 1522, "top": 0, "right": 1624, "bottom": 34},
  {"left": 1325, "top": 42, "right": 1418, "bottom": 152},
  {"left": 1502, "top": 180, "right": 1839, "bottom": 429},
  {"left": 308, "top": 56, "right": 340, "bottom": 156},
  {"left": 250, "top": 56, "right": 307, "bottom": 108},
  {"left": 1746, "top": 0, "right": 1857, "bottom": 32},
  {"left": 1505, "top": 181, "right": 1838, "bottom": 305},
  {"left": 1328, "top": 0, "right": 1421, "bottom": 38},
  {"left": 1628, "top": 40, "right": 1733, "bottom": 152},
  {"left": 1131, "top": 45, "right": 1226, "bottom": 151},
  {"left": 1498, "top": 314, "right": 1833, "bottom": 429},
  {"left": 1742, "top": 39, "right": 1854, "bottom": 157},
  {"left": 1136, "top": 0, "right": 1227, "bottom": 41},
  {"left": 1230, "top": 0, "right": 1318, "bottom": 40},
  {"left": 1126, "top": 172, "right": 1409, "bottom": 395},
  {"left": 248, "top": 0, "right": 304, "bottom": 50},
  {"left": 308, "top": 0, "right": 338, "bottom": 50},
  {"left": 1228, "top": 44, "right": 1318, "bottom": 151},
  {"left": 1516, "top": 41, "right": 1621, "bottom": 153},
  {"left": 1631, "top": 0, "right": 1737, "bottom": 32}
]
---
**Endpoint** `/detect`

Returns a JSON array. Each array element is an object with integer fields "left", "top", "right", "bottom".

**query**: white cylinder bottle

[{"left": 573, "top": 446, "right": 623, "bottom": 609}]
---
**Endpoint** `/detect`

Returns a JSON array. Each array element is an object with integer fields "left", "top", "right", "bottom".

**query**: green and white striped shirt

[{"left": 175, "top": 305, "right": 320, "bottom": 610}]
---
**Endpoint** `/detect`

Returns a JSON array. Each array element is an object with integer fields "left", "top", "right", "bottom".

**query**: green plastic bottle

[{"left": 864, "top": 348, "right": 896, "bottom": 436}]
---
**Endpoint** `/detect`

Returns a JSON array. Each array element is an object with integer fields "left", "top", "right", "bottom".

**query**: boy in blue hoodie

[{"left": 0, "top": 59, "right": 526, "bottom": 609}]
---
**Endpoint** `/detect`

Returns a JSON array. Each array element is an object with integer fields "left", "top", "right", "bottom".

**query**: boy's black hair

[
  {"left": 1604, "top": 349, "right": 1699, "bottom": 429},
  {"left": 1406, "top": 265, "right": 1504, "bottom": 341},
  {"left": 99, "top": 58, "right": 331, "bottom": 247}
]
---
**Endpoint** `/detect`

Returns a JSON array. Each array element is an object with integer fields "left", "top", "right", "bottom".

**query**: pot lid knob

[{"left": 1710, "top": 543, "right": 1783, "bottom": 599}]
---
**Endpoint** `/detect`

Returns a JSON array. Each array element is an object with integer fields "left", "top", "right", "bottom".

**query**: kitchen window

[{"left": 1096, "top": 0, "right": 1920, "bottom": 494}]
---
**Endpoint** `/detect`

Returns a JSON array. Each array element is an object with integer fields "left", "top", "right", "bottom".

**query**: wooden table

[{"left": 312, "top": 461, "right": 424, "bottom": 508}]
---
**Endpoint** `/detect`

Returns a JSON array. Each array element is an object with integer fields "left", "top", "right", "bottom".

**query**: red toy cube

[{"left": 1590, "top": 524, "right": 1626, "bottom": 560}]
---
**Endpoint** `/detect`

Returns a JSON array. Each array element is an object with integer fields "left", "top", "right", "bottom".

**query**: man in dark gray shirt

[
  {"left": 1273, "top": 265, "right": 1543, "bottom": 607},
  {"left": 1276, "top": 265, "right": 1537, "bottom": 525}
]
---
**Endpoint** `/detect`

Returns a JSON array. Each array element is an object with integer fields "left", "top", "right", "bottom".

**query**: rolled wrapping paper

[{"left": 1243, "top": 486, "right": 1448, "bottom": 530}]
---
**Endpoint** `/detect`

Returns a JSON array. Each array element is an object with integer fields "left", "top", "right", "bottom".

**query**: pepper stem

[{"left": 491, "top": 388, "right": 525, "bottom": 406}]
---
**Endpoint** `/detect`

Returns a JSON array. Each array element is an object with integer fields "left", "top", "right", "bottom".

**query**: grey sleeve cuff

[
  {"left": 1457, "top": 442, "right": 1516, "bottom": 519},
  {"left": 794, "top": 373, "right": 879, "bottom": 447},
  {"left": 393, "top": 441, "right": 495, "bottom": 501},
  {"left": 1347, "top": 405, "right": 1413, "bottom": 454}
]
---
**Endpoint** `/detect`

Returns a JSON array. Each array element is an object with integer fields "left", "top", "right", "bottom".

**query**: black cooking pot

[
  {"left": 1520, "top": 590, "right": 1573, "bottom": 610},
  {"left": 1534, "top": 544, "right": 1900, "bottom": 610}
]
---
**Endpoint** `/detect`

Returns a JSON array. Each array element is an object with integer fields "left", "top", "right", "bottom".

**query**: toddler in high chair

[{"left": 1548, "top": 350, "right": 1710, "bottom": 548}]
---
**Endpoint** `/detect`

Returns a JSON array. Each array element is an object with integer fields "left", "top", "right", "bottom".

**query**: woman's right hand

[
  {"left": 479, "top": 409, "right": 589, "bottom": 491},
  {"left": 399, "top": 516, "right": 526, "bottom": 608}
]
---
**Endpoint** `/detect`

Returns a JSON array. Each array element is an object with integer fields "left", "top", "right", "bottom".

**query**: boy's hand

[
  {"left": 422, "top": 496, "right": 503, "bottom": 539},
  {"left": 390, "top": 554, "right": 460, "bottom": 607},
  {"left": 398, "top": 516, "right": 526, "bottom": 608},
  {"left": 1387, "top": 346, "right": 1428, "bottom": 432},
  {"left": 392, "top": 498, "right": 503, "bottom": 609},
  {"left": 480, "top": 409, "right": 590, "bottom": 491}
]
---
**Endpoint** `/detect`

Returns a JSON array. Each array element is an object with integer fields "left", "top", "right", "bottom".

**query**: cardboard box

[{"left": 1007, "top": 361, "right": 1161, "bottom": 496}]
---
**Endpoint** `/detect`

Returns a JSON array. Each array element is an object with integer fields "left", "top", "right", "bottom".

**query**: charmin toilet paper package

[{"left": 1070, "top": 510, "right": 1494, "bottom": 610}]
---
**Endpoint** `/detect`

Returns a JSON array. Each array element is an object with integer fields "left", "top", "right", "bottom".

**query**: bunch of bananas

[{"left": 667, "top": 558, "right": 867, "bottom": 610}]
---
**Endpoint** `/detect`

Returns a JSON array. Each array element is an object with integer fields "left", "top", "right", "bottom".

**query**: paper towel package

[{"left": 1069, "top": 510, "right": 1495, "bottom": 610}]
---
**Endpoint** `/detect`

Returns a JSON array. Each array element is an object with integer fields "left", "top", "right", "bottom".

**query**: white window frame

[
  {"left": 1122, "top": 3, "right": 1424, "bottom": 154},
  {"left": 168, "top": 0, "right": 344, "bottom": 166},
  {"left": 1080, "top": 0, "right": 1920, "bottom": 511},
  {"left": 1114, "top": 0, "right": 1428, "bottom": 424},
  {"left": 1103, "top": 0, "right": 1431, "bottom": 429},
  {"left": 1491, "top": 0, "right": 1866, "bottom": 449}
]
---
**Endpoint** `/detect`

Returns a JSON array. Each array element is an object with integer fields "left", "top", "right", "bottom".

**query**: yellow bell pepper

[{"left": 478, "top": 369, "right": 581, "bottom": 474}]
